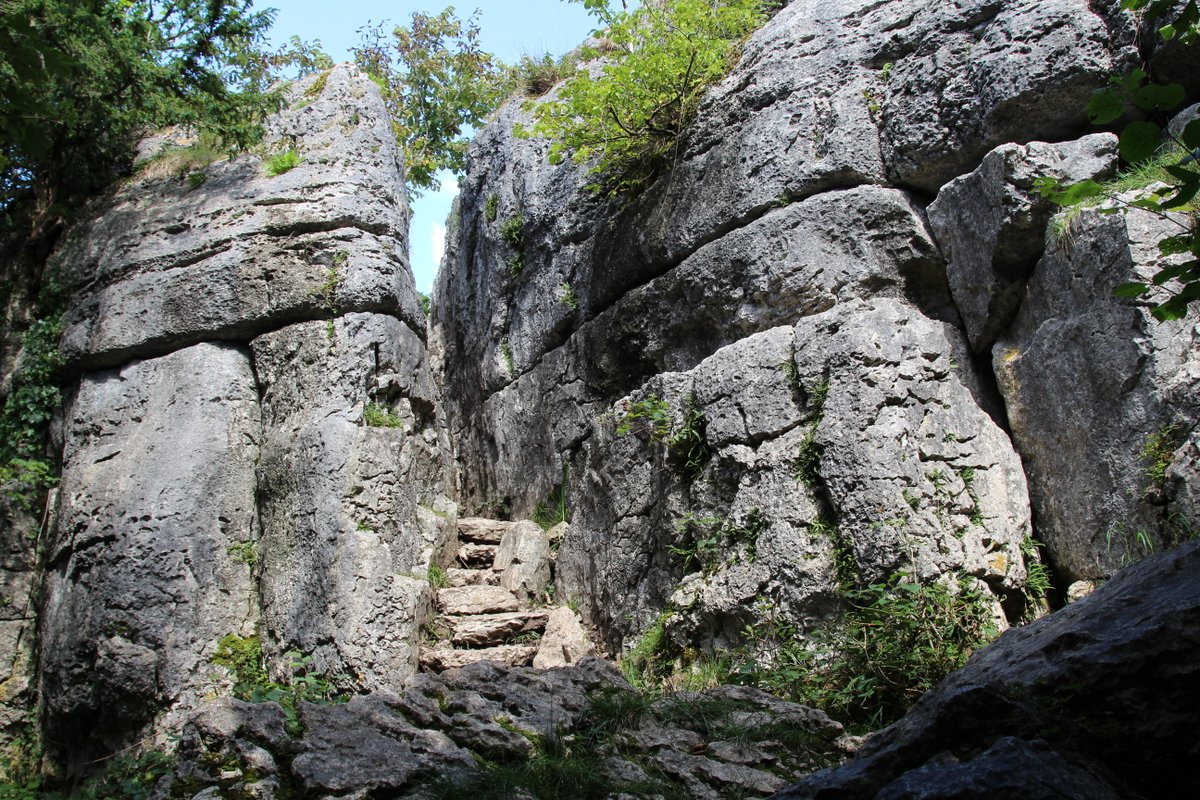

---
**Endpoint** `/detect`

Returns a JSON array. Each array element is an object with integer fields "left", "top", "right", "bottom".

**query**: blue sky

[{"left": 263, "top": 1, "right": 599, "bottom": 294}]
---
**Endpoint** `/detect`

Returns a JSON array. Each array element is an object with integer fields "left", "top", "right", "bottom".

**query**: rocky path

[{"left": 419, "top": 517, "right": 594, "bottom": 671}]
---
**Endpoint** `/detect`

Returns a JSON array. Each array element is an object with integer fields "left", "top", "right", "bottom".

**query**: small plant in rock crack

[
  {"left": 558, "top": 281, "right": 580, "bottom": 310},
  {"left": 484, "top": 192, "right": 499, "bottom": 222},
  {"left": 213, "top": 634, "right": 350, "bottom": 736},
  {"left": 499, "top": 214, "right": 524, "bottom": 249},
  {"left": 615, "top": 395, "right": 671, "bottom": 440},
  {"left": 364, "top": 402, "right": 404, "bottom": 428},
  {"left": 1140, "top": 423, "right": 1185, "bottom": 495}
]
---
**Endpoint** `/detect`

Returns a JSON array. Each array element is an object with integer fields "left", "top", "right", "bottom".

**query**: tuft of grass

[
  {"left": 264, "top": 148, "right": 302, "bottom": 176},
  {"left": 558, "top": 281, "right": 580, "bottom": 310},
  {"left": 364, "top": 403, "right": 403, "bottom": 428},
  {"left": 484, "top": 192, "right": 499, "bottom": 223}
]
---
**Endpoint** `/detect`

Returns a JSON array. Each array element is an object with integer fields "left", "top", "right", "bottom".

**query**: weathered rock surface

[
  {"left": 31, "top": 65, "right": 457, "bottom": 765},
  {"left": 494, "top": 520, "right": 552, "bottom": 601},
  {"left": 557, "top": 307, "right": 1030, "bottom": 650},
  {"left": 168, "top": 658, "right": 848, "bottom": 800},
  {"left": 253, "top": 312, "right": 453, "bottom": 690},
  {"left": 39, "top": 343, "right": 260, "bottom": 765},
  {"left": 53, "top": 66, "right": 423, "bottom": 372},
  {"left": 533, "top": 606, "right": 596, "bottom": 669},
  {"left": 928, "top": 135, "right": 1119, "bottom": 352},
  {"left": 436, "top": 585, "right": 520, "bottom": 616},
  {"left": 772, "top": 539, "right": 1200, "bottom": 799},
  {"left": 993, "top": 204, "right": 1200, "bottom": 581}
]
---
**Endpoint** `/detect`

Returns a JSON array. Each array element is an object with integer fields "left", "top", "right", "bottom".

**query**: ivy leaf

[
  {"left": 1119, "top": 121, "right": 1163, "bottom": 163},
  {"left": 1150, "top": 261, "right": 1200, "bottom": 285},
  {"left": 1114, "top": 282, "right": 1149, "bottom": 298},
  {"left": 1049, "top": 179, "right": 1104, "bottom": 205},
  {"left": 1088, "top": 87, "right": 1126, "bottom": 124}
]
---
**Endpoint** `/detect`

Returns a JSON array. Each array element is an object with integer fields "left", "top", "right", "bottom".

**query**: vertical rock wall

[
  {"left": 29, "top": 66, "right": 455, "bottom": 768},
  {"left": 432, "top": 0, "right": 1198, "bottom": 654}
]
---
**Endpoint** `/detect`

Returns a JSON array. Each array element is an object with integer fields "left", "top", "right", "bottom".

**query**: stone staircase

[{"left": 420, "top": 517, "right": 592, "bottom": 671}]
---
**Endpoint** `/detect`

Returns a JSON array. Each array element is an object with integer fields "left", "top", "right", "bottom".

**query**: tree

[
  {"left": 0, "top": 0, "right": 281, "bottom": 247},
  {"left": 352, "top": 7, "right": 509, "bottom": 196},
  {"left": 515, "top": 0, "right": 773, "bottom": 196}
]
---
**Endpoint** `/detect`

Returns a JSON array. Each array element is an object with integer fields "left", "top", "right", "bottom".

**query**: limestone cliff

[{"left": 1, "top": 0, "right": 1199, "bottom": 792}]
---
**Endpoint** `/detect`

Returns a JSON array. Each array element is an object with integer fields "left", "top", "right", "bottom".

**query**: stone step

[
  {"left": 457, "top": 517, "right": 515, "bottom": 544},
  {"left": 419, "top": 644, "right": 538, "bottom": 672},
  {"left": 436, "top": 585, "right": 520, "bottom": 615},
  {"left": 445, "top": 567, "right": 500, "bottom": 588},
  {"left": 456, "top": 542, "right": 498, "bottom": 568},
  {"left": 441, "top": 610, "right": 550, "bottom": 648}
]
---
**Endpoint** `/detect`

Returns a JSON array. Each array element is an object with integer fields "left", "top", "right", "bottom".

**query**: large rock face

[
  {"left": 31, "top": 65, "right": 455, "bottom": 768},
  {"left": 433, "top": 0, "right": 1143, "bottom": 650}
]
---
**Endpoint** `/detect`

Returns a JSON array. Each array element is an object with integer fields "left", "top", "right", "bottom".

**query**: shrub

[
  {"left": 733, "top": 573, "right": 999, "bottom": 731},
  {"left": 515, "top": 0, "right": 772, "bottom": 195}
]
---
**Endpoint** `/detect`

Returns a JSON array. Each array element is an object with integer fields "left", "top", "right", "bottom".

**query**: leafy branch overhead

[
  {"left": 515, "top": 0, "right": 773, "bottom": 195},
  {"left": 353, "top": 8, "right": 509, "bottom": 196},
  {"left": 1038, "top": 0, "right": 1200, "bottom": 321}
]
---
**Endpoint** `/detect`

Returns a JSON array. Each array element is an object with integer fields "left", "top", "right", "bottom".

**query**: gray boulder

[
  {"left": 493, "top": 521, "right": 552, "bottom": 601},
  {"left": 993, "top": 204, "right": 1200, "bottom": 580},
  {"left": 928, "top": 135, "right": 1119, "bottom": 352}
]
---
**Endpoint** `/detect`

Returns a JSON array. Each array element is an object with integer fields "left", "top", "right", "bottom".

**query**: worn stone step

[
  {"left": 457, "top": 518, "right": 515, "bottom": 544},
  {"left": 445, "top": 567, "right": 500, "bottom": 588},
  {"left": 436, "top": 585, "right": 520, "bottom": 615},
  {"left": 419, "top": 644, "right": 538, "bottom": 672},
  {"left": 456, "top": 542, "right": 498, "bottom": 568},
  {"left": 442, "top": 610, "right": 550, "bottom": 648}
]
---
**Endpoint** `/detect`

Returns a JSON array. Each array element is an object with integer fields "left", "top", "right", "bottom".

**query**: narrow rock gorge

[{"left": 1, "top": 0, "right": 1198, "bottom": 796}]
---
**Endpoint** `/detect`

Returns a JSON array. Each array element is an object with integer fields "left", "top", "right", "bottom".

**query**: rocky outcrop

[
  {"left": 165, "top": 657, "right": 850, "bottom": 800},
  {"left": 771, "top": 539, "right": 1200, "bottom": 799},
  {"left": 32, "top": 66, "right": 456, "bottom": 767}
]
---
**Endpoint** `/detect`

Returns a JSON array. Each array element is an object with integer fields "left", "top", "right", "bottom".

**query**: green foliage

[
  {"left": 427, "top": 563, "right": 450, "bottom": 589},
  {"left": 418, "top": 292, "right": 432, "bottom": 316},
  {"left": 1037, "top": 2, "right": 1200, "bottom": 322},
  {"left": 352, "top": 7, "right": 509, "bottom": 195},
  {"left": 364, "top": 403, "right": 404, "bottom": 428},
  {"left": 1021, "top": 535, "right": 1052, "bottom": 598},
  {"left": 0, "top": 0, "right": 285, "bottom": 240},
  {"left": 304, "top": 69, "right": 331, "bottom": 98},
  {"left": 558, "top": 282, "right": 580, "bottom": 310},
  {"left": 620, "top": 612, "right": 673, "bottom": 687},
  {"left": 499, "top": 338, "right": 514, "bottom": 375},
  {"left": 484, "top": 192, "right": 500, "bottom": 222},
  {"left": 668, "top": 393, "right": 710, "bottom": 478},
  {"left": 213, "top": 634, "right": 349, "bottom": 737},
  {"left": 1140, "top": 422, "right": 1184, "bottom": 492},
  {"left": 515, "top": 0, "right": 772, "bottom": 195},
  {"left": 532, "top": 473, "right": 571, "bottom": 530},
  {"left": 185, "top": 170, "right": 208, "bottom": 190},
  {"left": 227, "top": 541, "right": 256, "bottom": 569},
  {"left": 793, "top": 380, "right": 829, "bottom": 487},
  {"left": 732, "top": 574, "right": 999, "bottom": 731},
  {"left": 264, "top": 148, "right": 302, "bottom": 176},
  {"left": 615, "top": 395, "right": 671, "bottom": 440},
  {"left": 1, "top": 315, "right": 64, "bottom": 510},
  {"left": 498, "top": 214, "right": 525, "bottom": 249},
  {"left": 668, "top": 509, "right": 767, "bottom": 572}
]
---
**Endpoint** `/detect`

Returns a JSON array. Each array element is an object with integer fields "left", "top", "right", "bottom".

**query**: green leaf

[
  {"left": 1050, "top": 179, "right": 1105, "bottom": 206},
  {"left": 1119, "top": 121, "right": 1164, "bottom": 164},
  {"left": 1088, "top": 88, "right": 1126, "bottom": 125},
  {"left": 1132, "top": 82, "right": 1185, "bottom": 111},
  {"left": 1114, "top": 282, "right": 1149, "bottom": 298},
  {"left": 1150, "top": 261, "right": 1200, "bottom": 285}
]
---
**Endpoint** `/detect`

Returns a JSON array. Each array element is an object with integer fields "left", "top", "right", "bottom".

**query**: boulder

[
  {"left": 927, "top": 135, "right": 1119, "bottom": 352},
  {"left": 532, "top": 607, "right": 596, "bottom": 669},
  {"left": 494, "top": 521, "right": 552, "bottom": 601},
  {"left": 993, "top": 204, "right": 1200, "bottom": 580}
]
